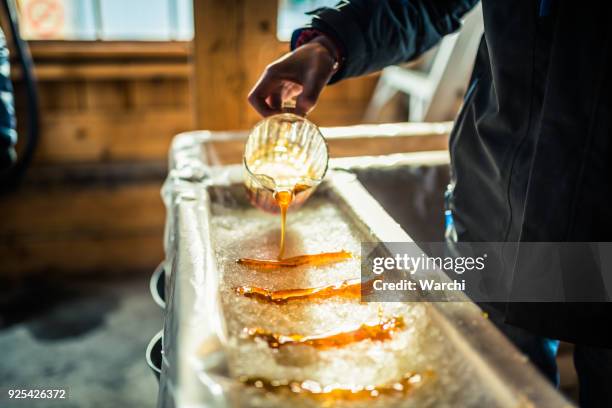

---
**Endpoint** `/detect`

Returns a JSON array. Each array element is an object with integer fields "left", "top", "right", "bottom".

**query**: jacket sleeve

[
  {"left": 0, "top": 28, "right": 16, "bottom": 170},
  {"left": 291, "top": 0, "right": 479, "bottom": 84}
]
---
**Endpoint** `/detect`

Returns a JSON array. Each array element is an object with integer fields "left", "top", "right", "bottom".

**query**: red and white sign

[{"left": 19, "top": 0, "right": 65, "bottom": 39}]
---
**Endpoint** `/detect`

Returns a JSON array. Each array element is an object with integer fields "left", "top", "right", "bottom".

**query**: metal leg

[{"left": 363, "top": 71, "right": 399, "bottom": 122}]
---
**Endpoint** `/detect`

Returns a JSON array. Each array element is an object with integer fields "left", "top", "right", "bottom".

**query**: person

[
  {"left": 0, "top": 27, "right": 16, "bottom": 171},
  {"left": 248, "top": 1, "right": 612, "bottom": 406}
]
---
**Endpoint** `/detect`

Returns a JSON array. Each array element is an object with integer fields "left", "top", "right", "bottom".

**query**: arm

[
  {"left": 292, "top": 0, "right": 479, "bottom": 83},
  {"left": 249, "top": 0, "right": 478, "bottom": 117}
]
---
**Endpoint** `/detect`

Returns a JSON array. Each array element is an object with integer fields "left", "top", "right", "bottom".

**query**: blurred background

[
  {"left": 1, "top": 0, "right": 468, "bottom": 284},
  {"left": 0, "top": 1, "right": 578, "bottom": 406}
]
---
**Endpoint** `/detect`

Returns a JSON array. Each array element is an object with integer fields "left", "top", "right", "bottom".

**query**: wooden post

[
  {"left": 193, "top": 0, "right": 283, "bottom": 130},
  {"left": 192, "top": 0, "right": 378, "bottom": 130}
]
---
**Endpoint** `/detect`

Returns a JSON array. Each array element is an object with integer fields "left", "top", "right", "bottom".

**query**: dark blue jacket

[
  {"left": 0, "top": 28, "right": 16, "bottom": 170},
  {"left": 293, "top": 1, "right": 612, "bottom": 346}
]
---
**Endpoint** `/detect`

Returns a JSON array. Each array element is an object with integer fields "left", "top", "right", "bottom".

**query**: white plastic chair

[{"left": 364, "top": 3, "right": 483, "bottom": 122}]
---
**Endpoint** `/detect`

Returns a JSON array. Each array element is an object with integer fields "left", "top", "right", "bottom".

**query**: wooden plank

[
  {"left": 17, "top": 78, "right": 191, "bottom": 113},
  {"left": 0, "top": 183, "right": 164, "bottom": 237},
  {"left": 20, "top": 161, "right": 168, "bottom": 186},
  {"left": 241, "top": 0, "right": 287, "bottom": 127},
  {"left": 19, "top": 81, "right": 83, "bottom": 112},
  {"left": 129, "top": 78, "right": 192, "bottom": 110},
  {"left": 194, "top": 0, "right": 247, "bottom": 130},
  {"left": 30, "top": 109, "right": 194, "bottom": 163},
  {"left": 0, "top": 234, "right": 163, "bottom": 279},
  {"left": 84, "top": 80, "right": 131, "bottom": 111},
  {"left": 26, "top": 40, "right": 192, "bottom": 60},
  {"left": 11, "top": 62, "right": 192, "bottom": 81}
]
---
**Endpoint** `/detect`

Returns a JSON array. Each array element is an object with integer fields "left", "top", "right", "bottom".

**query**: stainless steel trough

[{"left": 157, "top": 128, "right": 572, "bottom": 408}]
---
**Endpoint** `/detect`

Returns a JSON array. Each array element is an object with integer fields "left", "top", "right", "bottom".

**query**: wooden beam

[
  {"left": 193, "top": 0, "right": 247, "bottom": 130},
  {"left": 12, "top": 62, "right": 191, "bottom": 81},
  {"left": 0, "top": 182, "right": 165, "bottom": 278},
  {"left": 10, "top": 41, "right": 193, "bottom": 81},
  {"left": 193, "top": 0, "right": 286, "bottom": 130},
  {"left": 26, "top": 40, "right": 192, "bottom": 60},
  {"left": 30, "top": 109, "right": 193, "bottom": 163},
  {"left": 0, "top": 183, "right": 164, "bottom": 238},
  {"left": 0, "top": 234, "right": 164, "bottom": 278},
  {"left": 241, "top": 0, "right": 287, "bottom": 126}
]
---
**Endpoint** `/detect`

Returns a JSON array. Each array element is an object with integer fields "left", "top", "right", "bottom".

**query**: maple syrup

[
  {"left": 240, "top": 371, "right": 432, "bottom": 401},
  {"left": 243, "top": 316, "right": 405, "bottom": 350},
  {"left": 245, "top": 161, "right": 317, "bottom": 213},
  {"left": 272, "top": 181, "right": 318, "bottom": 259},
  {"left": 242, "top": 152, "right": 340, "bottom": 261},
  {"left": 243, "top": 165, "right": 318, "bottom": 259},
  {"left": 235, "top": 277, "right": 377, "bottom": 304},
  {"left": 236, "top": 278, "right": 360, "bottom": 304},
  {"left": 237, "top": 250, "right": 352, "bottom": 269},
  {"left": 274, "top": 190, "right": 291, "bottom": 259}
]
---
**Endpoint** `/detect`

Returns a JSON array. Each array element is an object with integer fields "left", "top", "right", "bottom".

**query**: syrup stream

[{"left": 274, "top": 189, "right": 293, "bottom": 259}]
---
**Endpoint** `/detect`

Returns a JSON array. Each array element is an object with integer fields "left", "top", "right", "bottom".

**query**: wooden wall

[
  {"left": 0, "top": 0, "right": 382, "bottom": 280},
  {"left": 13, "top": 41, "right": 194, "bottom": 163},
  {"left": 0, "top": 41, "right": 194, "bottom": 280}
]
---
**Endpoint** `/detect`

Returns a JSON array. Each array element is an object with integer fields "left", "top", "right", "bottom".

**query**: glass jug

[{"left": 243, "top": 112, "right": 328, "bottom": 213}]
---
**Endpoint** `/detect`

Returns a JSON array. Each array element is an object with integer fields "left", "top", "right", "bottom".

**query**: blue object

[{"left": 0, "top": 28, "right": 16, "bottom": 171}]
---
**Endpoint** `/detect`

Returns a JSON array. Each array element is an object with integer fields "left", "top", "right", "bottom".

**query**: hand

[{"left": 248, "top": 38, "right": 338, "bottom": 117}]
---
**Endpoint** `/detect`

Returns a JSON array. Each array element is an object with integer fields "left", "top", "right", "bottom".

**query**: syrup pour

[
  {"left": 235, "top": 277, "right": 375, "bottom": 304},
  {"left": 240, "top": 165, "right": 353, "bottom": 265},
  {"left": 271, "top": 182, "right": 312, "bottom": 259},
  {"left": 243, "top": 316, "right": 405, "bottom": 350},
  {"left": 274, "top": 189, "right": 293, "bottom": 259},
  {"left": 240, "top": 371, "right": 432, "bottom": 400},
  {"left": 274, "top": 183, "right": 311, "bottom": 259}
]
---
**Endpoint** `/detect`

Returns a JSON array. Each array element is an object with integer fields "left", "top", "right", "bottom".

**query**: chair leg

[
  {"left": 408, "top": 95, "right": 428, "bottom": 122},
  {"left": 363, "top": 73, "right": 399, "bottom": 122}
]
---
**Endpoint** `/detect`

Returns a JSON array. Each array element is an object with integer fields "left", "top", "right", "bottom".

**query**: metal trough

[{"left": 157, "top": 129, "right": 572, "bottom": 408}]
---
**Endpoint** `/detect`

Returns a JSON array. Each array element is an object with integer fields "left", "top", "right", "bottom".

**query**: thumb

[{"left": 294, "top": 73, "right": 328, "bottom": 116}]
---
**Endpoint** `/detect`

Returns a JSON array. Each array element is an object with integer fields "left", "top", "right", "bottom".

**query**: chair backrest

[
  {"left": 423, "top": 3, "right": 483, "bottom": 121},
  {"left": 363, "top": 3, "right": 484, "bottom": 122}
]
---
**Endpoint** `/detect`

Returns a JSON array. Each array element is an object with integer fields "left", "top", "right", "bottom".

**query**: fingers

[
  {"left": 281, "top": 82, "right": 303, "bottom": 102},
  {"left": 248, "top": 43, "right": 335, "bottom": 117},
  {"left": 248, "top": 90, "right": 279, "bottom": 117},
  {"left": 295, "top": 70, "right": 330, "bottom": 117},
  {"left": 248, "top": 69, "right": 283, "bottom": 117},
  {"left": 248, "top": 73, "right": 304, "bottom": 117},
  {"left": 266, "top": 92, "right": 282, "bottom": 112}
]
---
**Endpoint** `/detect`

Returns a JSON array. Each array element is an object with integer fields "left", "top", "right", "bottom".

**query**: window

[
  {"left": 18, "top": 0, "right": 193, "bottom": 40},
  {"left": 277, "top": 0, "right": 337, "bottom": 41}
]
